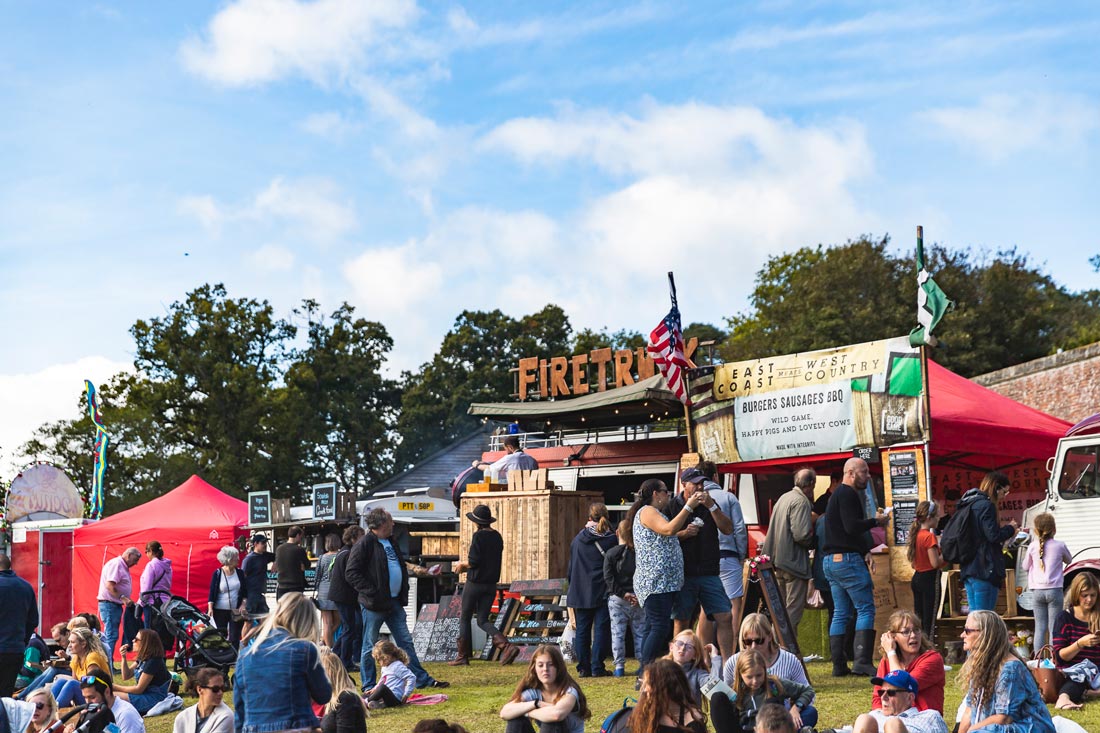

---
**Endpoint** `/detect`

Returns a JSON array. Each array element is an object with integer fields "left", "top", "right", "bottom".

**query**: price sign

[{"left": 249, "top": 491, "right": 271, "bottom": 526}]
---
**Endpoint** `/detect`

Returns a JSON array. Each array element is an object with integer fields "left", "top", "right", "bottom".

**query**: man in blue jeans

[
  {"left": 345, "top": 508, "right": 448, "bottom": 691},
  {"left": 96, "top": 547, "right": 141, "bottom": 669},
  {"left": 822, "top": 457, "right": 888, "bottom": 677}
]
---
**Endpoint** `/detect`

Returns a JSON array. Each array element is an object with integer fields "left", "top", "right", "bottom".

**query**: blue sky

[{"left": 2, "top": 1, "right": 1099, "bottom": 473}]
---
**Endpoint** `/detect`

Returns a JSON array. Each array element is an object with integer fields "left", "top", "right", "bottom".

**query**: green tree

[
  {"left": 571, "top": 328, "right": 644, "bottom": 354},
  {"left": 279, "top": 301, "right": 401, "bottom": 495},
  {"left": 395, "top": 305, "right": 573, "bottom": 470}
]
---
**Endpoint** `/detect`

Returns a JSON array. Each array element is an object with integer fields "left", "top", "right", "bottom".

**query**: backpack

[
  {"left": 940, "top": 501, "right": 978, "bottom": 565},
  {"left": 600, "top": 698, "right": 635, "bottom": 733}
]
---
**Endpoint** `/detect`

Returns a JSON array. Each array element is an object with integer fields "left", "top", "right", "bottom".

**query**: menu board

[
  {"left": 892, "top": 500, "right": 919, "bottom": 545},
  {"left": 424, "top": 593, "right": 464, "bottom": 663},
  {"left": 888, "top": 452, "right": 919, "bottom": 498},
  {"left": 249, "top": 491, "right": 271, "bottom": 526},
  {"left": 312, "top": 483, "right": 337, "bottom": 520},
  {"left": 412, "top": 603, "right": 439, "bottom": 660}
]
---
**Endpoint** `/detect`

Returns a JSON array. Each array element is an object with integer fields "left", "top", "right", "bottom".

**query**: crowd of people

[{"left": 0, "top": 458, "right": 1093, "bottom": 733}]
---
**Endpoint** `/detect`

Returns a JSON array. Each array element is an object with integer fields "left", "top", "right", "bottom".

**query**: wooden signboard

[
  {"left": 248, "top": 491, "right": 271, "bottom": 526},
  {"left": 423, "top": 593, "right": 464, "bottom": 663},
  {"left": 479, "top": 596, "right": 518, "bottom": 661},
  {"left": 312, "top": 482, "right": 337, "bottom": 521},
  {"left": 882, "top": 446, "right": 927, "bottom": 632},
  {"left": 501, "top": 578, "right": 569, "bottom": 662},
  {"left": 755, "top": 561, "right": 809, "bottom": 682},
  {"left": 412, "top": 603, "right": 439, "bottom": 661}
]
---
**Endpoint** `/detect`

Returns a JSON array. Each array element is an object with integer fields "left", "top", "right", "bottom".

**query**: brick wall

[{"left": 974, "top": 342, "right": 1100, "bottom": 424}]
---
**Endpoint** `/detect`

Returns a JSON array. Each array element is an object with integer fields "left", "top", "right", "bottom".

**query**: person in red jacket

[{"left": 871, "top": 609, "right": 945, "bottom": 715}]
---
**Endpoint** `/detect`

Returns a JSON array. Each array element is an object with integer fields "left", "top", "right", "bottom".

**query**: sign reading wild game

[{"left": 689, "top": 336, "right": 928, "bottom": 462}]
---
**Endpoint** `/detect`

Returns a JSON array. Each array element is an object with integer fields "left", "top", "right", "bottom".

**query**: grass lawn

[{"left": 139, "top": 661, "right": 1100, "bottom": 732}]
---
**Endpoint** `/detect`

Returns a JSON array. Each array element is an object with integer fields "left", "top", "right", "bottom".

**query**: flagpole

[{"left": 667, "top": 271, "right": 696, "bottom": 452}]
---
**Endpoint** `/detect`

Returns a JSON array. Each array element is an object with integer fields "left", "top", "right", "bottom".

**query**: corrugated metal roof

[{"left": 366, "top": 427, "right": 490, "bottom": 497}]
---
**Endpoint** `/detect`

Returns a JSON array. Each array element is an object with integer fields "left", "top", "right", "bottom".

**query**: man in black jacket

[
  {"left": 0, "top": 553, "right": 37, "bottom": 697},
  {"left": 328, "top": 525, "right": 365, "bottom": 670},
  {"left": 345, "top": 509, "right": 448, "bottom": 691},
  {"left": 822, "top": 457, "right": 889, "bottom": 677}
]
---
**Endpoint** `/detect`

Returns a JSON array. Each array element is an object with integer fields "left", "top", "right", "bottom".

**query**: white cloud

[
  {"left": 343, "top": 240, "right": 444, "bottom": 320},
  {"left": 179, "top": 177, "right": 357, "bottom": 243},
  {"left": 247, "top": 244, "right": 295, "bottom": 271},
  {"left": 924, "top": 93, "right": 1100, "bottom": 161},
  {"left": 0, "top": 357, "right": 132, "bottom": 474},
  {"left": 180, "top": 0, "right": 418, "bottom": 86},
  {"left": 299, "top": 111, "right": 360, "bottom": 140}
]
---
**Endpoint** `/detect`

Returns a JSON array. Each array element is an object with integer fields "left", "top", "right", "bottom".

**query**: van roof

[{"left": 1067, "top": 413, "right": 1100, "bottom": 437}]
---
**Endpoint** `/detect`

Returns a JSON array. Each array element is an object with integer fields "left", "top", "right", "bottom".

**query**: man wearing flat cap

[
  {"left": 850, "top": 670, "right": 947, "bottom": 733},
  {"left": 451, "top": 505, "right": 519, "bottom": 666}
]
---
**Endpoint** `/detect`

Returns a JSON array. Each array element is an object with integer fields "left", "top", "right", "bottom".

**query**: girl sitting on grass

[
  {"left": 365, "top": 640, "right": 415, "bottom": 710},
  {"left": 500, "top": 644, "right": 590, "bottom": 733},
  {"left": 712, "top": 649, "right": 816, "bottom": 733}
]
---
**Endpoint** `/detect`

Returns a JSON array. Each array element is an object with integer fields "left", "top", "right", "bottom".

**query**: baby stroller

[{"left": 151, "top": 595, "right": 237, "bottom": 677}]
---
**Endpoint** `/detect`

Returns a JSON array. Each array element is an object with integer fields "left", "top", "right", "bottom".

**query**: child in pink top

[{"left": 1023, "top": 513, "right": 1072, "bottom": 649}]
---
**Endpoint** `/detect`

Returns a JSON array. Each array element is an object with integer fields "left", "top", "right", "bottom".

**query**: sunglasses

[
  {"left": 201, "top": 685, "right": 227, "bottom": 694},
  {"left": 894, "top": 628, "right": 920, "bottom": 637},
  {"left": 742, "top": 637, "right": 767, "bottom": 646},
  {"left": 962, "top": 628, "right": 980, "bottom": 635},
  {"left": 34, "top": 702, "right": 47, "bottom": 711},
  {"left": 882, "top": 690, "right": 909, "bottom": 698},
  {"left": 671, "top": 640, "right": 694, "bottom": 651}
]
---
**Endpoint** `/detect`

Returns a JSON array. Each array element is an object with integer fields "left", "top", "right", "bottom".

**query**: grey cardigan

[{"left": 173, "top": 701, "right": 235, "bottom": 733}]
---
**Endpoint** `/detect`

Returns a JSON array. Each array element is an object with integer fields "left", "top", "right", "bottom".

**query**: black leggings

[
  {"left": 504, "top": 718, "right": 569, "bottom": 733},
  {"left": 911, "top": 570, "right": 940, "bottom": 638},
  {"left": 367, "top": 684, "right": 404, "bottom": 708},
  {"left": 212, "top": 609, "right": 244, "bottom": 648},
  {"left": 1061, "top": 679, "right": 1089, "bottom": 704},
  {"left": 709, "top": 691, "right": 743, "bottom": 733},
  {"left": 459, "top": 582, "right": 499, "bottom": 644}
]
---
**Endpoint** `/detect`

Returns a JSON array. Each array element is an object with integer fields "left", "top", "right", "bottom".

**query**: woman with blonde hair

[
  {"left": 1023, "top": 512, "right": 1071, "bottom": 650},
  {"left": 721, "top": 614, "right": 809, "bottom": 687},
  {"left": 720, "top": 650, "right": 814, "bottom": 733},
  {"left": 319, "top": 651, "right": 366, "bottom": 733},
  {"left": 872, "top": 609, "right": 944, "bottom": 714},
  {"left": 1051, "top": 571, "right": 1100, "bottom": 710},
  {"left": 50, "top": 627, "right": 110, "bottom": 706},
  {"left": 661, "top": 630, "right": 718, "bottom": 705},
  {"left": 958, "top": 610, "right": 1054, "bottom": 733},
  {"left": 566, "top": 502, "right": 618, "bottom": 677},
  {"left": 23, "top": 689, "right": 59, "bottom": 733},
  {"left": 234, "top": 592, "right": 332, "bottom": 733}
]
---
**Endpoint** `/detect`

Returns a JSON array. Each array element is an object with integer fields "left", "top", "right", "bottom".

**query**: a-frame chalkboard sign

[{"left": 754, "top": 559, "right": 810, "bottom": 682}]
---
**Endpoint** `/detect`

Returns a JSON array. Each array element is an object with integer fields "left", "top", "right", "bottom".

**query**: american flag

[{"left": 648, "top": 304, "right": 691, "bottom": 405}]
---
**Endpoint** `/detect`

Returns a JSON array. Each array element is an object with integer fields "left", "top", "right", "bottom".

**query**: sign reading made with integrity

[{"left": 689, "top": 336, "right": 927, "bottom": 463}]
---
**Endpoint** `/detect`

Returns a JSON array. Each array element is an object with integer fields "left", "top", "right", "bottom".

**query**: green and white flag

[{"left": 908, "top": 226, "right": 954, "bottom": 347}]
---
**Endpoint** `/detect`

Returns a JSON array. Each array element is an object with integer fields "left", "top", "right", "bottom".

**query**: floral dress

[
  {"left": 962, "top": 659, "right": 1055, "bottom": 733},
  {"left": 633, "top": 508, "right": 683, "bottom": 608}
]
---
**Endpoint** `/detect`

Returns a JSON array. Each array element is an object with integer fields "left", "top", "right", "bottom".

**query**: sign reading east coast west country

[{"left": 690, "top": 336, "right": 928, "bottom": 463}]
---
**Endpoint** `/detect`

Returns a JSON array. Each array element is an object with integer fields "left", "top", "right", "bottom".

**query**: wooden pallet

[{"left": 499, "top": 578, "right": 570, "bottom": 661}]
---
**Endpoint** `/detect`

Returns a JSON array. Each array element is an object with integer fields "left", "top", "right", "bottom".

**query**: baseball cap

[
  {"left": 871, "top": 669, "right": 918, "bottom": 695},
  {"left": 250, "top": 533, "right": 269, "bottom": 544},
  {"left": 680, "top": 468, "right": 706, "bottom": 484}
]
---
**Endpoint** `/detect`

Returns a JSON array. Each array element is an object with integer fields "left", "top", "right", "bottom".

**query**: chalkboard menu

[
  {"left": 249, "top": 491, "right": 272, "bottom": 526},
  {"left": 312, "top": 482, "right": 337, "bottom": 520},
  {"left": 423, "top": 592, "right": 464, "bottom": 663},
  {"left": 264, "top": 567, "right": 317, "bottom": 595},
  {"left": 479, "top": 597, "right": 518, "bottom": 661},
  {"left": 412, "top": 603, "right": 439, "bottom": 660},
  {"left": 756, "top": 562, "right": 808, "bottom": 681}
]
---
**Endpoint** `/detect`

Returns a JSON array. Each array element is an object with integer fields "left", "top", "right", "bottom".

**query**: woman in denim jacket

[{"left": 235, "top": 592, "right": 332, "bottom": 733}]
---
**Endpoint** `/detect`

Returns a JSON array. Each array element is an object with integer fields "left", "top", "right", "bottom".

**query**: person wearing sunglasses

[
  {"left": 67, "top": 669, "right": 144, "bottom": 733},
  {"left": 721, "top": 614, "right": 810, "bottom": 690},
  {"left": 957, "top": 611, "right": 1054, "bottom": 733},
  {"left": 849, "top": 670, "right": 947, "bottom": 733},
  {"left": 172, "top": 668, "right": 232, "bottom": 733},
  {"left": 113, "top": 629, "right": 170, "bottom": 715},
  {"left": 872, "top": 610, "right": 945, "bottom": 715},
  {"left": 24, "top": 689, "right": 59, "bottom": 733}
]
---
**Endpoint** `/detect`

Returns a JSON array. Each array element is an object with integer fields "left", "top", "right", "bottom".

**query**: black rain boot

[
  {"left": 829, "top": 635, "right": 850, "bottom": 677},
  {"left": 852, "top": 628, "right": 877, "bottom": 676}
]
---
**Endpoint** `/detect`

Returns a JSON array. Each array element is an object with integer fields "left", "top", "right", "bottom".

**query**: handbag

[{"left": 1029, "top": 645, "right": 1065, "bottom": 704}]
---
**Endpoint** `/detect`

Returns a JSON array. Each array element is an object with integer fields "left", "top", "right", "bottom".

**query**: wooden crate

[
  {"left": 459, "top": 490, "right": 602, "bottom": 583},
  {"left": 507, "top": 469, "right": 556, "bottom": 492},
  {"left": 411, "top": 531, "right": 460, "bottom": 557},
  {"left": 271, "top": 498, "right": 291, "bottom": 524}
]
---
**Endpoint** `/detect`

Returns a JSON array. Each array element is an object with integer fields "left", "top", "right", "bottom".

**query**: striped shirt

[
  {"left": 1052, "top": 610, "right": 1100, "bottom": 668},
  {"left": 722, "top": 648, "right": 810, "bottom": 691}
]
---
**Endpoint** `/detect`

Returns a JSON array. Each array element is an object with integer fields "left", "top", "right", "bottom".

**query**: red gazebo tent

[{"left": 71, "top": 475, "right": 248, "bottom": 617}]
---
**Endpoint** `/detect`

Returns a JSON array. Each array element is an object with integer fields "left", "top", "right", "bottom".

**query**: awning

[{"left": 468, "top": 375, "right": 684, "bottom": 429}]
